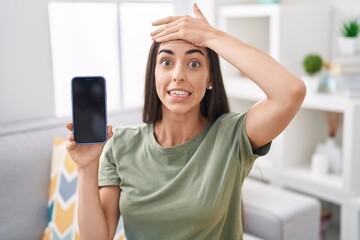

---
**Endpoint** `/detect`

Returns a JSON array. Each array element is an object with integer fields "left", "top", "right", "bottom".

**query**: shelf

[
  {"left": 331, "top": 54, "right": 360, "bottom": 64},
  {"left": 224, "top": 76, "right": 360, "bottom": 112},
  {"left": 303, "top": 92, "right": 360, "bottom": 112},
  {"left": 279, "top": 166, "right": 345, "bottom": 204},
  {"left": 349, "top": 196, "right": 360, "bottom": 211},
  {"left": 218, "top": 4, "right": 331, "bottom": 76},
  {"left": 249, "top": 155, "right": 346, "bottom": 204},
  {"left": 250, "top": 160, "right": 345, "bottom": 204}
]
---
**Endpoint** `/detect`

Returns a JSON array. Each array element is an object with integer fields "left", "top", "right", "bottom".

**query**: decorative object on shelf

[
  {"left": 323, "top": 55, "right": 360, "bottom": 98},
  {"left": 330, "top": 55, "right": 360, "bottom": 75},
  {"left": 302, "top": 53, "right": 323, "bottom": 93},
  {"left": 313, "top": 112, "right": 342, "bottom": 175},
  {"left": 319, "top": 62, "right": 337, "bottom": 93},
  {"left": 329, "top": 73, "right": 360, "bottom": 98},
  {"left": 311, "top": 152, "right": 329, "bottom": 175},
  {"left": 338, "top": 16, "right": 360, "bottom": 55}
]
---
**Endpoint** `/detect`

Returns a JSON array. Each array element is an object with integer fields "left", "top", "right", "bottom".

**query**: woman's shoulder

[
  {"left": 105, "top": 123, "right": 150, "bottom": 153},
  {"left": 208, "top": 112, "right": 248, "bottom": 139},
  {"left": 112, "top": 123, "right": 149, "bottom": 138},
  {"left": 216, "top": 112, "right": 246, "bottom": 125}
]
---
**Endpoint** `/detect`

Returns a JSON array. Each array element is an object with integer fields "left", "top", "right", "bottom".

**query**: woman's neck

[{"left": 154, "top": 113, "right": 209, "bottom": 147}]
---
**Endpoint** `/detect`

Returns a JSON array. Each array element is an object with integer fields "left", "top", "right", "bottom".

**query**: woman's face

[{"left": 155, "top": 40, "right": 211, "bottom": 117}]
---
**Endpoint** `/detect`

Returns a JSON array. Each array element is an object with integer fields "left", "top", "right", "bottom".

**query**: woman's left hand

[{"left": 150, "top": 3, "right": 215, "bottom": 47}]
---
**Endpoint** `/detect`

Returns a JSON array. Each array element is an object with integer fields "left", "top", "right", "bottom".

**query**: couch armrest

[{"left": 242, "top": 178, "right": 321, "bottom": 240}]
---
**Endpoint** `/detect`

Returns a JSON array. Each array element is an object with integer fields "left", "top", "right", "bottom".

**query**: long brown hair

[{"left": 142, "top": 41, "right": 229, "bottom": 123}]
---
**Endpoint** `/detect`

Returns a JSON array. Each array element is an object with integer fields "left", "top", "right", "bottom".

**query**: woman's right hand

[
  {"left": 65, "top": 122, "right": 113, "bottom": 169},
  {"left": 151, "top": 3, "right": 214, "bottom": 48}
]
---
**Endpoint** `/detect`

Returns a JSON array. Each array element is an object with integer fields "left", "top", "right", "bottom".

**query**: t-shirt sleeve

[
  {"left": 98, "top": 136, "right": 121, "bottom": 187},
  {"left": 238, "top": 113, "right": 271, "bottom": 177},
  {"left": 223, "top": 112, "right": 271, "bottom": 176},
  {"left": 239, "top": 113, "right": 271, "bottom": 160}
]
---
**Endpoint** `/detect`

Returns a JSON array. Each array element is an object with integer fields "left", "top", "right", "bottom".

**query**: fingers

[
  {"left": 150, "top": 25, "right": 169, "bottom": 39},
  {"left": 151, "top": 17, "right": 182, "bottom": 39},
  {"left": 151, "top": 25, "right": 180, "bottom": 42},
  {"left": 67, "top": 133, "right": 74, "bottom": 141},
  {"left": 65, "top": 122, "right": 76, "bottom": 151},
  {"left": 65, "top": 138, "right": 77, "bottom": 152},
  {"left": 66, "top": 122, "right": 73, "bottom": 131},
  {"left": 107, "top": 125, "right": 113, "bottom": 139},
  {"left": 150, "top": 4, "right": 211, "bottom": 45},
  {"left": 152, "top": 16, "right": 182, "bottom": 26},
  {"left": 193, "top": 3, "right": 208, "bottom": 23},
  {"left": 152, "top": 32, "right": 181, "bottom": 44}
]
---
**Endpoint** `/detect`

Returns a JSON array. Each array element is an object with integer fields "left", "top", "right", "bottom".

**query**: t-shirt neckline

[{"left": 148, "top": 122, "right": 212, "bottom": 154}]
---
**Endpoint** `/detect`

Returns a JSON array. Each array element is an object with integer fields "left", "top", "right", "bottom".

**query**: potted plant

[
  {"left": 338, "top": 17, "right": 360, "bottom": 55},
  {"left": 302, "top": 53, "right": 323, "bottom": 93}
]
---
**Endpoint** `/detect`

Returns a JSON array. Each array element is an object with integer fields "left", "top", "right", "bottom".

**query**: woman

[{"left": 66, "top": 3, "right": 306, "bottom": 240}]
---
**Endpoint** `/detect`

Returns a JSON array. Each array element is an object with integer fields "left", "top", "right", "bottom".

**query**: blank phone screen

[{"left": 71, "top": 76, "right": 107, "bottom": 143}]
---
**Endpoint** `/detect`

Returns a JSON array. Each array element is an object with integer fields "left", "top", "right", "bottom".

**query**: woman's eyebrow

[
  {"left": 186, "top": 49, "right": 204, "bottom": 56},
  {"left": 158, "top": 49, "right": 204, "bottom": 56},
  {"left": 158, "top": 49, "right": 173, "bottom": 55}
]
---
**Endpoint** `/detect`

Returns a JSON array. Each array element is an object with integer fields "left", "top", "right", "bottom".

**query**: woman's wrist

[
  {"left": 204, "top": 28, "right": 223, "bottom": 48},
  {"left": 77, "top": 161, "right": 100, "bottom": 177}
]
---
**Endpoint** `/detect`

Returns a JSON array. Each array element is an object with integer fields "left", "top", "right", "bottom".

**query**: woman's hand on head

[
  {"left": 65, "top": 122, "right": 113, "bottom": 169},
  {"left": 151, "top": 3, "right": 215, "bottom": 47}
]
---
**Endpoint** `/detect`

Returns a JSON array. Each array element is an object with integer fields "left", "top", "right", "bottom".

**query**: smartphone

[{"left": 71, "top": 76, "right": 107, "bottom": 144}]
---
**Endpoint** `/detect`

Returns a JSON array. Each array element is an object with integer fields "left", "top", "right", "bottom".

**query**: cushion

[
  {"left": 42, "top": 137, "right": 125, "bottom": 240},
  {"left": 42, "top": 137, "right": 80, "bottom": 240}
]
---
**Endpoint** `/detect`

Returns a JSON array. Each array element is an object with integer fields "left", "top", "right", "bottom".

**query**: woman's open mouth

[{"left": 168, "top": 90, "right": 191, "bottom": 98}]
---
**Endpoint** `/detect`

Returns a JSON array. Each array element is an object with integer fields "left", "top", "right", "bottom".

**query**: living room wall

[{"left": 0, "top": 0, "right": 54, "bottom": 125}]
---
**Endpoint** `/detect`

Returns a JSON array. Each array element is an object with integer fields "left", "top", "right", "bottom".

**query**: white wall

[
  {"left": 0, "top": 0, "right": 54, "bottom": 125},
  {"left": 0, "top": 0, "right": 359, "bottom": 125}
]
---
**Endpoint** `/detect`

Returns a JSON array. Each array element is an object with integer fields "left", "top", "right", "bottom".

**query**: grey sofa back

[
  {"left": 0, "top": 109, "right": 141, "bottom": 240},
  {"left": 0, "top": 119, "right": 68, "bottom": 239}
]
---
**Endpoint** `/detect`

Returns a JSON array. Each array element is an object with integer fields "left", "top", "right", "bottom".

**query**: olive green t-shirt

[{"left": 99, "top": 112, "right": 270, "bottom": 240}]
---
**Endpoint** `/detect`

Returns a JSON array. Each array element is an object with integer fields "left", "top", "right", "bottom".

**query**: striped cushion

[{"left": 42, "top": 137, "right": 125, "bottom": 240}]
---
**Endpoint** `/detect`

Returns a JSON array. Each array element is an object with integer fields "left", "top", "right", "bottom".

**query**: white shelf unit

[
  {"left": 342, "top": 196, "right": 360, "bottom": 240},
  {"left": 225, "top": 77, "right": 360, "bottom": 240},
  {"left": 218, "top": 4, "right": 331, "bottom": 77},
  {"left": 218, "top": 5, "right": 360, "bottom": 239}
]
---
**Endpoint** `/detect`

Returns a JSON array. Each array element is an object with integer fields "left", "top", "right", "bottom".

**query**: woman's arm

[
  {"left": 151, "top": 3, "right": 306, "bottom": 149},
  {"left": 207, "top": 31, "right": 306, "bottom": 149},
  {"left": 77, "top": 164, "right": 120, "bottom": 240},
  {"left": 66, "top": 123, "right": 120, "bottom": 239}
]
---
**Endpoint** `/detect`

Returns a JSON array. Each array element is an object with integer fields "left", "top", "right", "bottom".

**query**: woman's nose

[{"left": 172, "top": 65, "right": 185, "bottom": 82}]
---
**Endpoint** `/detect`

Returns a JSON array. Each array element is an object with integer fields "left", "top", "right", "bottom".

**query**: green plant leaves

[{"left": 341, "top": 17, "right": 360, "bottom": 37}]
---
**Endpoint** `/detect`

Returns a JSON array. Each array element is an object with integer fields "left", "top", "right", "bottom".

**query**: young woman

[{"left": 66, "top": 3, "right": 306, "bottom": 240}]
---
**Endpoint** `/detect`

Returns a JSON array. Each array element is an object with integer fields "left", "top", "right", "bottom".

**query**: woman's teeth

[{"left": 169, "top": 90, "right": 190, "bottom": 97}]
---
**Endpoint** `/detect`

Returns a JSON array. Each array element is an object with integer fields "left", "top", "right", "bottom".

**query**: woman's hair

[{"left": 142, "top": 41, "right": 230, "bottom": 123}]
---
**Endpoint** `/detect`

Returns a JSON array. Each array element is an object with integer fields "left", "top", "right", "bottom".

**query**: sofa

[{"left": 0, "top": 110, "right": 321, "bottom": 240}]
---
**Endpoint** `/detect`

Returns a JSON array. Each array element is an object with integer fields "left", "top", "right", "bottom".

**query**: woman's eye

[
  {"left": 161, "top": 59, "right": 172, "bottom": 67},
  {"left": 188, "top": 61, "right": 200, "bottom": 68}
]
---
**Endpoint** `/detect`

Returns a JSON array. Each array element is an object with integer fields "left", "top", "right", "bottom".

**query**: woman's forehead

[{"left": 158, "top": 40, "right": 206, "bottom": 54}]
